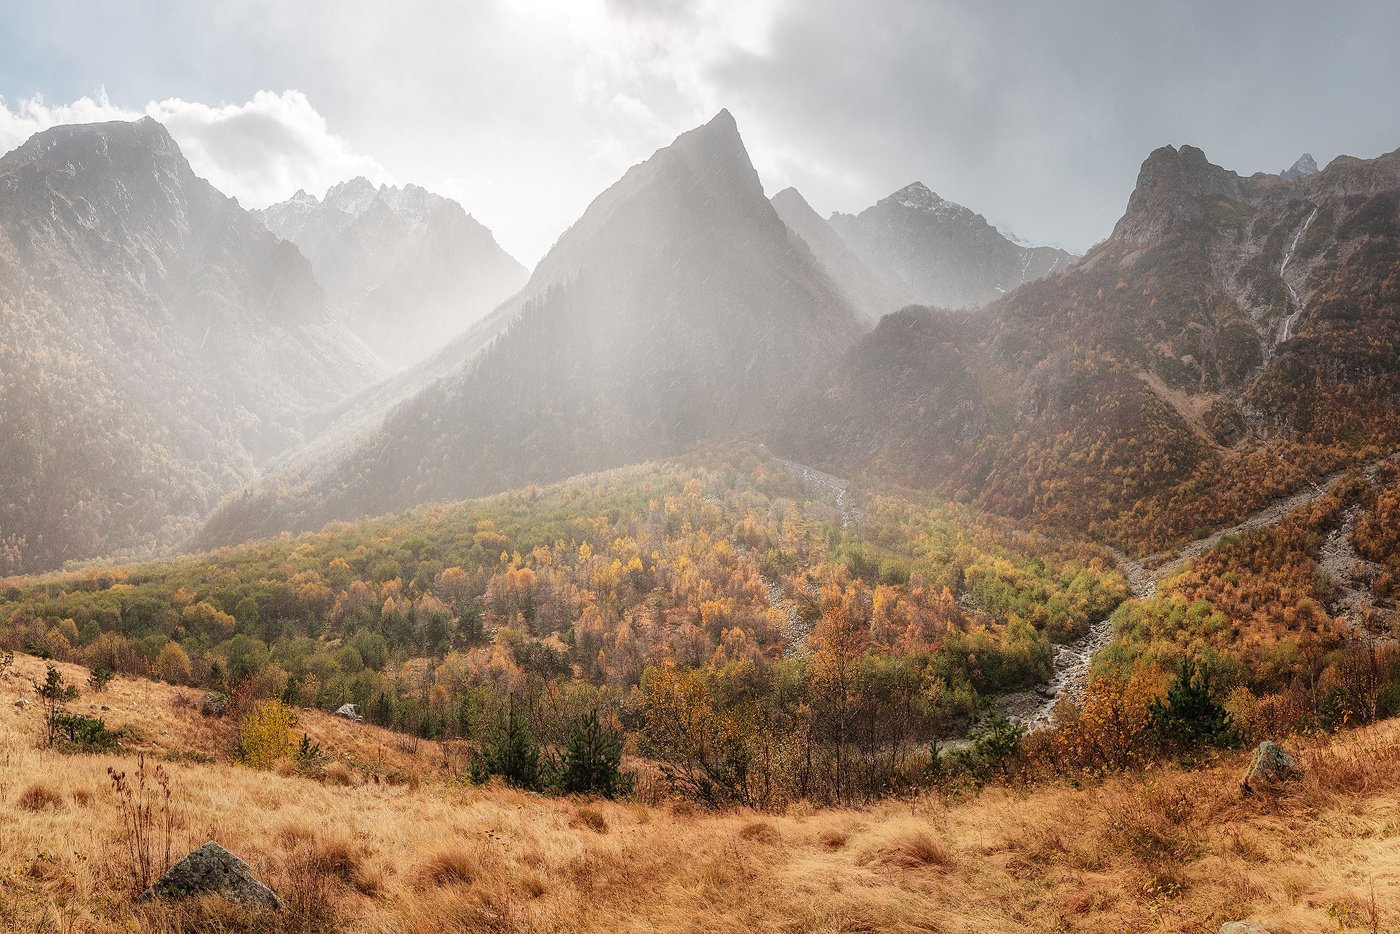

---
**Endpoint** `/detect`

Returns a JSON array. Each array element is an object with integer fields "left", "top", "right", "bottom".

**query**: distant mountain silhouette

[
  {"left": 829, "top": 182, "right": 1075, "bottom": 309},
  {"left": 256, "top": 179, "right": 527, "bottom": 368},
  {"left": 770, "top": 186, "right": 920, "bottom": 323}
]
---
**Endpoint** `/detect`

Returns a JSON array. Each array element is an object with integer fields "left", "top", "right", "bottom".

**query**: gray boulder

[
  {"left": 1243, "top": 741, "right": 1301, "bottom": 788},
  {"left": 1220, "top": 922, "right": 1272, "bottom": 934},
  {"left": 142, "top": 841, "right": 284, "bottom": 909},
  {"left": 200, "top": 692, "right": 227, "bottom": 716},
  {"left": 334, "top": 703, "right": 363, "bottom": 722}
]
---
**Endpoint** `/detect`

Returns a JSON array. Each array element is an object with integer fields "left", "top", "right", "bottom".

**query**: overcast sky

[{"left": 2, "top": 0, "right": 1397, "bottom": 265}]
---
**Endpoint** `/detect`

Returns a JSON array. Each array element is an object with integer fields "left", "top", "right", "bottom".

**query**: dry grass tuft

[
  {"left": 817, "top": 828, "right": 848, "bottom": 850},
  {"left": 738, "top": 819, "right": 779, "bottom": 844},
  {"left": 322, "top": 762, "right": 354, "bottom": 786},
  {"left": 856, "top": 820, "right": 953, "bottom": 869},
  {"left": 315, "top": 835, "right": 379, "bottom": 895},
  {"left": 17, "top": 782, "right": 63, "bottom": 811},
  {"left": 418, "top": 848, "right": 478, "bottom": 888},
  {"left": 274, "top": 760, "right": 298, "bottom": 778},
  {"left": 571, "top": 807, "right": 608, "bottom": 834}
]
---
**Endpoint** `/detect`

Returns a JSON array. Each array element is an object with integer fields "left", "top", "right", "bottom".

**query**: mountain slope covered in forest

[
  {"left": 785, "top": 143, "right": 1400, "bottom": 553},
  {"left": 0, "top": 118, "right": 386, "bottom": 573}
]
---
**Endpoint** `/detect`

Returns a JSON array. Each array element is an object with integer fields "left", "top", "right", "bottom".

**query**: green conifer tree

[
  {"left": 1151, "top": 658, "right": 1235, "bottom": 748},
  {"left": 556, "top": 709, "right": 633, "bottom": 798},
  {"left": 471, "top": 697, "right": 545, "bottom": 790}
]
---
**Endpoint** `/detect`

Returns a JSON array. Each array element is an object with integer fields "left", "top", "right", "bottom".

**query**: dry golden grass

[{"left": 2, "top": 650, "right": 1399, "bottom": 933}]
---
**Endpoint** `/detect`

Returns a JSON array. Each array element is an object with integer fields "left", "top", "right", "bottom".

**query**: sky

[{"left": 2, "top": 0, "right": 1398, "bottom": 266}]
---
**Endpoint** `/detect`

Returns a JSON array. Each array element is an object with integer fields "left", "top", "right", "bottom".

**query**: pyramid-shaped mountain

[
  {"left": 782, "top": 141, "right": 1400, "bottom": 554},
  {"left": 255, "top": 179, "right": 528, "bottom": 367},
  {"left": 0, "top": 118, "right": 385, "bottom": 572},
  {"left": 199, "top": 110, "right": 865, "bottom": 544},
  {"left": 828, "top": 182, "right": 1075, "bottom": 309}
]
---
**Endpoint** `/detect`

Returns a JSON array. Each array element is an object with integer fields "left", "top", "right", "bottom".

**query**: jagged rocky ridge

[
  {"left": 255, "top": 179, "right": 527, "bottom": 368},
  {"left": 782, "top": 142, "right": 1400, "bottom": 553}
]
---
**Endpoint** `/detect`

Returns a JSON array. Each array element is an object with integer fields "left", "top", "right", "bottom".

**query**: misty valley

[{"left": 2, "top": 103, "right": 1400, "bottom": 934}]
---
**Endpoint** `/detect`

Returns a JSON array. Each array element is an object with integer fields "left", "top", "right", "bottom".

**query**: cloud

[
  {"left": 0, "top": 88, "right": 388, "bottom": 209},
  {"left": 148, "top": 91, "right": 389, "bottom": 208},
  {"left": 0, "top": 88, "right": 140, "bottom": 153}
]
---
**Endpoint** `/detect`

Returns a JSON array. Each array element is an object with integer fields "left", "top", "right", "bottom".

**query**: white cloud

[
  {"left": 0, "top": 88, "right": 388, "bottom": 209},
  {"left": 0, "top": 88, "right": 141, "bottom": 153},
  {"left": 147, "top": 91, "right": 390, "bottom": 208}
]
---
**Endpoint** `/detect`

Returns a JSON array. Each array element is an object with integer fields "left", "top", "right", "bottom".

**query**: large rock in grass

[
  {"left": 142, "top": 841, "right": 284, "bottom": 909},
  {"left": 1242, "top": 741, "right": 1301, "bottom": 789}
]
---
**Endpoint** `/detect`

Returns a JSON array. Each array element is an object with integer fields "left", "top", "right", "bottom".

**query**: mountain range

[
  {"left": 197, "top": 110, "right": 864, "bottom": 546},
  {"left": 783, "top": 143, "right": 1400, "bottom": 551},
  {"left": 3, "top": 108, "right": 1396, "bottom": 568},
  {"left": 828, "top": 181, "right": 1076, "bottom": 309}
]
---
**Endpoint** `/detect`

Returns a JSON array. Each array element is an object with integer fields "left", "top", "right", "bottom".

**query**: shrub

[
  {"left": 87, "top": 663, "right": 114, "bottom": 692},
  {"left": 54, "top": 713, "right": 118, "bottom": 753},
  {"left": 1025, "top": 671, "right": 1158, "bottom": 777},
  {"left": 235, "top": 698, "right": 300, "bottom": 769},
  {"left": 33, "top": 664, "right": 80, "bottom": 746},
  {"left": 948, "top": 713, "right": 1025, "bottom": 779}
]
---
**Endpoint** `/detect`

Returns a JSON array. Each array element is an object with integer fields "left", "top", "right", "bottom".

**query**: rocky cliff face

[
  {"left": 829, "top": 182, "right": 1075, "bottom": 309},
  {"left": 255, "top": 179, "right": 527, "bottom": 367},
  {"left": 198, "top": 110, "right": 865, "bottom": 545},
  {"left": 0, "top": 118, "right": 385, "bottom": 571}
]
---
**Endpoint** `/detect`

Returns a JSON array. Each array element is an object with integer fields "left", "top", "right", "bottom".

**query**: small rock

[
  {"left": 100, "top": 704, "right": 110, "bottom": 710},
  {"left": 1243, "top": 740, "right": 1301, "bottom": 789},
  {"left": 13, "top": 699, "right": 28, "bottom": 708},
  {"left": 200, "top": 692, "right": 227, "bottom": 717},
  {"left": 161, "top": 730, "right": 169, "bottom": 736},
  {"left": 141, "top": 841, "right": 284, "bottom": 909},
  {"left": 334, "top": 703, "right": 364, "bottom": 722},
  {"left": 1220, "top": 922, "right": 1272, "bottom": 934}
]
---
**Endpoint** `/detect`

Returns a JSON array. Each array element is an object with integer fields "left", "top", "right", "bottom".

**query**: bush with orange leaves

[{"left": 1024, "top": 669, "right": 1160, "bottom": 778}]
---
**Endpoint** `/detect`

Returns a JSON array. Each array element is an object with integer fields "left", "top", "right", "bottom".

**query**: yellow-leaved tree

[{"left": 236, "top": 698, "right": 299, "bottom": 769}]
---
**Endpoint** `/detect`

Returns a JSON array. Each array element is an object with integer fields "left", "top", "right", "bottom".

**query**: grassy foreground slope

[{"left": 2, "top": 652, "right": 1398, "bottom": 934}]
